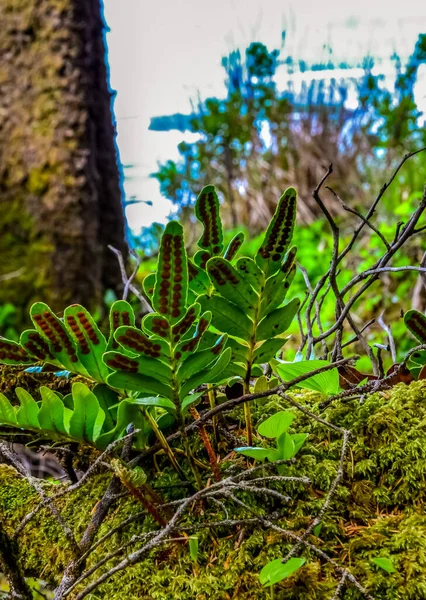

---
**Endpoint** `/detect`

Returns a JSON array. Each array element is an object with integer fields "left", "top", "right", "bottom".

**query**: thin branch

[{"left": 108, "top": 245, "right": 152, "bottom": 313}]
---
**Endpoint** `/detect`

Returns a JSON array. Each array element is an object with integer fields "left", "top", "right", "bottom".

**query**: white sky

[{"left": 103, "top": 0, "right": 426, "bottom": 232}]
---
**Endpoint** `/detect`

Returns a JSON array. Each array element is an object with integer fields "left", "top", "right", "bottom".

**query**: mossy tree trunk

[{"left": 0, "top": 0, "right": 127, "bottom": 314}]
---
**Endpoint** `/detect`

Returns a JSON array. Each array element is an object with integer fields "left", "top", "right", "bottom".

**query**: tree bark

[{"left": 0, "top": 0, "right": 127, "bottom": 313}]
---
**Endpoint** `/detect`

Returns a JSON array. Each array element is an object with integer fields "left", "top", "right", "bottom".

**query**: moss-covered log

[
  {"left": 1, "top": 378, "right": 426, "bottom": 598},
  {"left": 0, "top": 0, "right": 127, "bottom": 315}
]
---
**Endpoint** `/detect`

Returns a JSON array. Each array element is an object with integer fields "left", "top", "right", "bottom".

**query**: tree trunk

[{"left": 0, "top": 0, "right": 127, "bottom": 314}]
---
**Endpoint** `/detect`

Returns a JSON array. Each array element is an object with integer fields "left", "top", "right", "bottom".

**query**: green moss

[{"left": 1, "top": 381, "right": 426, "bottom": 598}]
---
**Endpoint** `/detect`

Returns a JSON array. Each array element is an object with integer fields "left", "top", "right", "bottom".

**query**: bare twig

[
  {"left": 377, "top": 312, "right": 397, "bottom": 362},
  {"left": 108, "top": 245, "right": 152, "bottom": 313}
]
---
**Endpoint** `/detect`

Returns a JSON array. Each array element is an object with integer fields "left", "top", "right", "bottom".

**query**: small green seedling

[
  {"left": 259, "top": 557, "right": 306, "bottom": 598},
  {"left": 274, "top": 358, "right": 340, "bottom": 395},
  {"left": 371, "top": 557, "right": 396, "bottom": 574},
  {"left": 189, "top": 536, "right": 199, "bottom": 562},
  {"left": 234, "top": 411, "right": 308, "bottom": 462}
]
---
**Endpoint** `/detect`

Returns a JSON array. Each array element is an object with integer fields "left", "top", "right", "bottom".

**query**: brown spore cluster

[
  {"left": 111, "top": 310, "right": 131, "bottom": 349},
  {"left": 224, "top": 236, "right": 243, "bottom": 260},
  {"left": 105, "top": 354, "right": 139, "bottom": 373},
  {"left": 22, "top": 333, "right": 54, "bottom": 362},
  {"left": 0, "top": 340, "right": 31, "bottom": 363},
  {"left": 151, "top": 317, "right": 169, "bottom": 339},
  {"left": 170, "top": 234, "right": 185, "bottom": 319},
  {"left": 259, "top": 194, "right": 296, "bottom": 261},
  {"left": 180, "top": 317, "right": 209, "bottom": 354},
  {"left": 209, "top": 260, "right": 239, "bottom": 287},
  {"left": 406, "top": 314, "right": 426, "bottom": 343},
  {"left": 117, "top": 329, "right": 162, "bottom": 359},
  {"left": 198, "top": 189, "right": 221, "bottom": 254},
  {"left": 33, "top": 311, "right": 78, "bottom": 362},
  {"left": 199, "top": 252, "right": 211, "bottom": 270},
  {"left": 157, "top": 232, "right": 185, "bottom": 318},
  {"left": 211, "top": 338, "right": 225, "bottom": 356},
  {"left": 280, "top": 247, "right": 297, "bottom": 273},
  {"left": 66, "top": 315, "right": 90, "bottom": 355},
  {"left": 187, "top": 260, "right": 199, "bottom": 281},
  {"left": 172, "top": 306, "right": 197, "bottom": 343}
]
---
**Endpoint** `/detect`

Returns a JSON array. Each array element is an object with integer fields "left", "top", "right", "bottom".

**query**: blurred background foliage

[{"left": 130, "top": 33, "right": 426, "bottom": 369}]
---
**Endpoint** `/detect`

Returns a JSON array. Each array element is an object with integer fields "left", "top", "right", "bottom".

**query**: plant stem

[
  {"left": 143, "top": 409, "right": 186, "bottom": 480},
  {"left": 270, "top": 584, "right": 274, "bottom": 599},
  {"left": 190, "top": 406, "right": 221, "bottom": 481},
  {"left": 243, "top": 378, "right": 253, "bottom": 445},
  {"left": 207, "top": 384, "right": 219, "bottom": 443}
]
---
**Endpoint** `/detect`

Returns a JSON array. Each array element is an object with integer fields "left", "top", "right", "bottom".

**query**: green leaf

[
  {"left": 131, "top": 396, "right": 176, "bottom": 414},
  {"left": 96, "top": 399, "right": 151, "bottom": 450},
  {"left": 371, "top": 557, "right": 396, "bottom": 574},
  {"left": 259, "top": 264, "right": 296, "bottom": 319},
  {"left": 0, "top": 337, "right": 33, "bottom": 366},
  {"left": 92, "top": 384, "right": 118, "bottom": 432},
  {"left": 177, "top": 335, "right": 228, "bottom": 384},
  {"left": 68, "top": 383, "right": 105, "bottom": 442},
  {"left": 0, "top": 393, "right": 17, "bottom": 425},
  {"left": 259, "top": 557, "right": 306, "bottom": 586},
  {"left": 30, "top": 303, "right": 83, "bottom": 373},
  {"left": 254, "top": 375, "right": 269, "bottom": 393},
  {"left": 107, "top": 370, "right": 173, "bottom": 397},
  {"left": 313, "top": 523, "right": 322, "bottom": 537},
  {"left": 38, "top": 387, "right": 67, "bottom": 435},
  {"left": 275, "top": 359, "right": 340, "bottom": 395},
  {"left": 257, "top": 298, "right": 300, "bottom": 342},
  {"left": 281, "top": 246, "right": 298, "bottom": 274},
  {"left": 181, "top": 390, "right": 206, "bottom": 414},
  {"left": 404, "top": 309, "right": 426, "bottom": 344},
  {"left": 292, "top": 433, "right": 309, "bottom": 455},
  {"left": 179, "top": 347, "right": 232, "bottom": 399},
  {"left": 107, "top": 300, "right": 136, "bottom": 351},
  {"left": 198, "top": 295, "right": 253, "bottom": 340},
  {"left": 152, "top": 221, "right": 188, "bottom": 324},
  {"left": 234, "top": 447, "right": 279, "bottom": 461},
  {"left": 256, "top": 188, "right": 297, "bottom": 276},
  {"left": 226, "top": 337, "right": 250, "bottom": 362},
  {"left": 235, "top": 257, "right": 263, "bottom": 292},
  {"left": 207, "top": 257, "right": 259, "bottom": 314},
  {"left": 193, "top": 249, "right": 212, "bottom": 270},
  {"left": 253, "top": 337, "right": 289, "bottom": 364},
  {"left": 15, "top": 388, "right": 40, "bottom": 429},
  {"left": 103, "top": 351, "right": 172, "bottom": 385},
  {"left": 195, "top": 185, "right": 224, "bottom": 255},
  {"left": 171, "top": 304, "right": 201, "bottom": 344},
  {"left": 277, "top": 432, "right": 296, "bottom": 459},
  {"left": 188, "top": 260, "right": 210, "bottom": 296},
  {"left": 223, "top": 232, "right": 245, "bottom": 261},
  {"left": 409, "top": 349, "right": 426, "bottom": 366},
  {"left": 64, "top": 305, "right": 109, "bottom": 383},
  {"left": 19, "top": 330, "right": 58, "bottom": 364},
  {"left": 258, "top": 411, "right": 296, "bottom": 439},
  {"left": 175, "top": 312, "right": 212, "bottom": 360},
  {"left": 142, "top": 273, "right": 156, "bottom": 301},
  {"left": 114, "top": 324, "right": 170, "bottom": 364}
]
